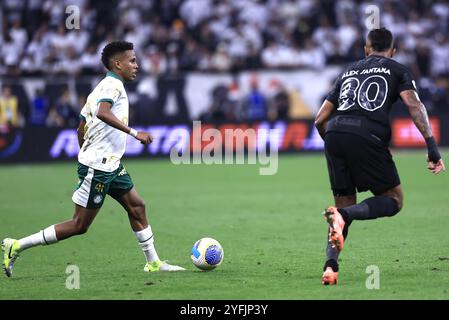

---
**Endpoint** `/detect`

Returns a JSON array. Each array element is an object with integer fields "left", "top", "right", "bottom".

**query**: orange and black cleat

[
  {"left": 322, "top": 267, "right": 339, "bottom": 285},
  {"left": 323, "top": 207, "right": 346, "bottom": 252}
]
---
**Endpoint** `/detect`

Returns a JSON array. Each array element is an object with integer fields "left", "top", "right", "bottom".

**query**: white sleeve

[{"left": 97, "top": 80, "right": 122, "bottom": 105}]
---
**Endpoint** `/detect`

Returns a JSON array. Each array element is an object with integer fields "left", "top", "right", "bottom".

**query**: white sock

[
  {"left": 134, "top": 226, "right": 160, "bottom": 262},
  {"left": 18, "top": 225, "right": 58, "bottom": 251}
]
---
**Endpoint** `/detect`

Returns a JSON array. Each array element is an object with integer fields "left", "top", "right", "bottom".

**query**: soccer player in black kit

[{"left": 315, "top": 28, "right": 445, "bottom": 285}]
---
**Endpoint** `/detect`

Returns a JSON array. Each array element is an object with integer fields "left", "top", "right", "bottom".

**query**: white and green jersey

[{"left": 78, "top": 71, "right": 129, "bottom": 172}]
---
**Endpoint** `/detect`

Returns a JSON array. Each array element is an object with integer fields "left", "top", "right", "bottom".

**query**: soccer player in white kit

[{"left": 2, "top": 41, "right": 185, "bottom": 277}]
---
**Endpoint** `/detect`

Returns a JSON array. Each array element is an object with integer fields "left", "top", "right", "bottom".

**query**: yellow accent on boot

[
  {"left": 144, "top": 260, "right": 163, "bottom": 272},
  {"left": 2, "top": 238, "right": 21, "bottom": 278},
  {"left": 144, "top": 260, "right": 186, "bottom": 272}
]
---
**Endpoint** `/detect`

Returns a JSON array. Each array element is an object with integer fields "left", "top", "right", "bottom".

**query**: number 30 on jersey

[{"left": 338, "top": 75, "right": 388, "bottom": 112}]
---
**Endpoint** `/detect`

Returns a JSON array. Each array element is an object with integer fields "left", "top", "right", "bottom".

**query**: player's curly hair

[
  {"left": 101, "top": 41, "right": 134, "bottom": 70},
  {"left": 367, "top": 28, "right": 393, "bottom": 52}
]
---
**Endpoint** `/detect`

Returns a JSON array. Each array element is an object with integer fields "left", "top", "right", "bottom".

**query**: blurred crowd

[
  {"left": 1, "top": 0, "right": 449, "bottom": 76},
  {"left": 1, "top": 0, "right": 449, "bottom": 129}
]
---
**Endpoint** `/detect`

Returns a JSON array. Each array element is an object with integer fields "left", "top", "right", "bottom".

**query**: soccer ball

[{"left": 190, "top": 237, "right": 224, "bottom": 271}]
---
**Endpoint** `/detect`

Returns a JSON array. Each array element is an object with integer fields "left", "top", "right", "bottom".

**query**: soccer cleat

[
  {"left": 144, "top": 260, "right": 186, "bottom": 272},
  {"left": 322, "top": 267, "right": 339, "bottom": 285},
  {"left": 323, "top": 207, "right": 346, "bottom": 252},
  {"left": 2, "top": 238, "right": 21, "bottom": 278}
]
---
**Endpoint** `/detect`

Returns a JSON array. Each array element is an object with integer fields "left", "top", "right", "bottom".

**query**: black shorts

[{"left": 324, "top": 132, "right": 400, "bottom": 196}]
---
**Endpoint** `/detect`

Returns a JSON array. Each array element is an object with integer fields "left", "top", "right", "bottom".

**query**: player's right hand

[
  {"left": 427, "top": 158, "right": 445, "bottom": 175},
  {"left": 136, "top": 132, "right": 153, "bottom": 145}
]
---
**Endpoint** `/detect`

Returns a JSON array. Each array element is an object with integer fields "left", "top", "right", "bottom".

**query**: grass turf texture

[{"left": 0, "top": 152, "right": 448, "bottom": 300}]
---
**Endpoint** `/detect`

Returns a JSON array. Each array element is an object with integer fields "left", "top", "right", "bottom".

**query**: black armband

[{"left": 425, "top": 136, "right": 441, "bottom": 163}]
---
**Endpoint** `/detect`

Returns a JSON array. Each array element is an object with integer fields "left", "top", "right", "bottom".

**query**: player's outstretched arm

[
  {"left": 314, "top": 100, "right": 335, "bottom": 139},
  {"left": 96, "top": 102, "right": 153, "bottom": 144},
  {"left": 400, "top": 90, "right": 445, "bottom": 174}
]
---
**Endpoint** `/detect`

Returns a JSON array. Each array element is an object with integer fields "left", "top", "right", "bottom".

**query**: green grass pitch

[{"left": 0, "top": 151, "right": 448, "bottom": 300}]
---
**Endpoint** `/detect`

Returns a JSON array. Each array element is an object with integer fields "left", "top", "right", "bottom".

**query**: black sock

[
  {"left": 324, "top": 259, "right": 339, "bottom": 272},
  {"left": 325, "top": 227, "right": 339, "bottom": 263},
  {"left": 342, "top": 219, "right": 352, "bottom": 239},
  {"left": 324, "top": 197, "right": 398, "bottom": 273},
  {"left": 324, "top": 220, "right": 352, "bottom": 272},
  {"left": 339, "top": 196, "right": 399, "bottom": 223}
]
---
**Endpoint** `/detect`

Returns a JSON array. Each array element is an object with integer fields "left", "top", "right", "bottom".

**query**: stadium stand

[{"left": 1, "top": 0, "right": 448, "bottom": 127}]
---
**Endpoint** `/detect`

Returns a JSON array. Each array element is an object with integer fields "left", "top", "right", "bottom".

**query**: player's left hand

[
  {"left": 136, "top": 132, "right": 153, "bottom": 145},
  {"left": 427, "top": 158, "right": 445, "bottom": 175}
]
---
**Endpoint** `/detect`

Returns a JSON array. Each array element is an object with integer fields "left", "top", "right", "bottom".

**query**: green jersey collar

[{"left": 106, "top": 70, "right": 124, "bottom": 83}]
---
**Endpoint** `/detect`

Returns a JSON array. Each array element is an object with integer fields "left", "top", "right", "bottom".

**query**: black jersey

[{"left": 325, "top": 54, "right": 417, "bottom": 145}]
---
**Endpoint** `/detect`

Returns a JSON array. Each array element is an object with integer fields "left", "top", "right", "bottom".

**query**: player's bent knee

[
  {"left": 387, "top": 195, "right": 402, "bottom": 216},
  {"left": 135, "top": 199, "right": 146, "bottom": 214},
  {"left": 128, "top": 200, "right": 146, "bottom": 219},
  {"left": 75, "top": 224, "right": 89, "bottom": 235},
  {"left": 391, "top": 192, "right": 403, "bottom": 213},
  {"left": 381, "top": 187, "right": 403, "bottom": 214},
  {"left": 72, "top": 218, "right": 90, "bottom": 235},
  {"left": 394, "top": 197, "right": 403, "bottom": 212}
]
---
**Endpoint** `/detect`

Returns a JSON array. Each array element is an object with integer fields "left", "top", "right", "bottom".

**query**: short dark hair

[
  {"left": 367, "top": 28, "right": 393, "bottom": 52},
  {"left": 101, "top": 41, "right": 134, "bottom": 70}
]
